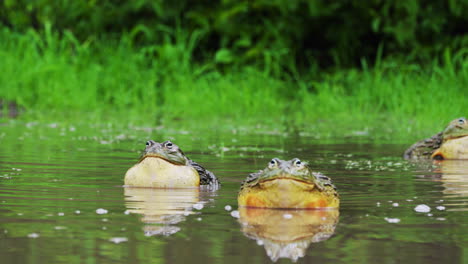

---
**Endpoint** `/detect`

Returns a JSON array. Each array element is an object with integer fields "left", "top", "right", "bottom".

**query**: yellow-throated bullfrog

[
  {"left": 404, "top": 117, "right": 468, "bottom": 160},
  {"left": 125, "top": 140, "right": 219, "bottom": 189},
  {"left": 238, "top": 158, "right": 339, "bottom": 209}
]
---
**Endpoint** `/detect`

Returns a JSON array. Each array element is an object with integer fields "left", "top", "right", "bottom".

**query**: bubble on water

[
  {"left": 384, "top": 217, "right": 401, "bottom": 223},
  {"left": 256, "top": 239, "right": 264, "bottom": 246},
  {"left": 193, "top": 203, "right": 204, "bottom": 210},
  {"left": 436, "top": 206, "right": 446, "bottom": 211},
  {"left": 283, "top": 214, "right": 293, "bottom": 219},
  {"left": 436, "top": 217, "right": 446, "bottom": 221},
  {"left": 414, "top": 204, "right": 430, "bottom": 213},
  {"left": 109, "top": 237, "right": 128, "bottom": 244},
  {"left": 224, "top": 205, "right": 232, "bottom": 211},
  {"left": 54, "top": 226, "right": 67, "bottom": 230},
  {"left": 376, "top": 202, "right": 381, "bottom": 207},
  {"left": 58, "top": 212, "right": 64, "bottom": 216},
  {"left": 124, "top": 210, "right": 130, "bottom": 215},
  {"left": 102, "top": 218, "right": 108, "bottom": 222},
  {"left": 230, "top": 210, "right": 240, "bottom": 218},
  {"left": 17, "top": 213, "right": 23, "bottom": 216},
  {"left": 102, "top": 227, "right": 107, "bottom": 230},
  {"left": 196, "top": 217, "right": 202, "bottom": 221},
  {"left": 96, "top": 208, "right": 108, "bottom": 214},
  {"left": 75, "top": 210, "right": 81, "bottom": 214},
  {"left": 406, "top": 199, "right": 413, "bottom": 202},
  {"left": 28, "top": 233, "right": 40, "bottom": 238},
  {"left": 427, "top": 213, "right": 433, "bottom": 217},
  {"left": 392, "top": 203, "right": 399, "bottom": 207}
]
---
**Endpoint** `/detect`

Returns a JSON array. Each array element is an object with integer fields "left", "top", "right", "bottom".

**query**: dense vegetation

[{"left": 0, "top": 0, "right": 467, "bottom": 135}]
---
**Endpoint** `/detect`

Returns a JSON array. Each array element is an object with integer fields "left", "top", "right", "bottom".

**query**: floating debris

[
  {"left": 109, "top": 237, "right": 128, "bottom": 244},
  {"left": 414, "top": 204, "right": 431, "bottom": 213},
  {"left": 96, "top": 208, "right": 108, "bottom": 214},
  {"left": 384, "top": 217, "right": 401, "bottom": 223},
  {"left": 193, "top": 203, "right": 204, "bottom": 210},
  {"left": 283, "top": 214, "right": 293, "bottom": 219},
  {"left": 436, "top": 206, "right": 446, "bottom": 211},
  {"left": 392, "top": 203, "right": 399, "bottom": 207},
  {"left": 28, "top": 233, "right": 40, "bottom": 238},
  {"left": 230, "top": 210, "right": 240, "bottom": 218}
]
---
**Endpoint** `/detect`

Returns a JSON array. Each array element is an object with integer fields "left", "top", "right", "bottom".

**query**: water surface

[{"left": 1, "top": 121, "right": 467, "bottom": 263}]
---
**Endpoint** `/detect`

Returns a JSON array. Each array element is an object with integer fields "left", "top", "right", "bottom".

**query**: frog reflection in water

[
  {"left": 238, "top": 208, "right": 339, "bottom": 262},
  {"left": 238, "top": 158, "right": 339, "bottom": 209},
  {"left": 124, "top": 187, "right": 208, "bottom": 236},
  {"left": 125, "top": 140, "right": 219, "bottom": 189},
  {"left": 432, "top": 160, "right": 468, "bottom": 198},
  {"left": 404, "top": 117, "right": 468, "bottom": 160}
]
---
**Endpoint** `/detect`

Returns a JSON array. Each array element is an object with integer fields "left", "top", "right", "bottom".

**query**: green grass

[{"left": 1, "top": 28, "right": 467, "bottom": 140}]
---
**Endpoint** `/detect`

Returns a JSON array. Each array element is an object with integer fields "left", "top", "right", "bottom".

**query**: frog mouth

[
  {"left": 259, "top": 176, "right": 315, "bottom": 186},
  {"left": 140, "top": 154, "right": 185, "bottom": 165}
]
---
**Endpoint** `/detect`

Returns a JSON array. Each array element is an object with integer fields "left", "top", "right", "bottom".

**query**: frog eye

[
  {"left": 294, "top": 159, "right": 302, "bottom": 167},
  {"left": 164, "top": 141, "right": 174, "bottom": 148},
  {"left": 268, "top": 158, "right": 279, "bottom": 168},
  {"left": 458, "top": 118, "right": 466, "bottom": 125},
  {"left": 145, "top": 140, "right": 155, "bottom": 146}
]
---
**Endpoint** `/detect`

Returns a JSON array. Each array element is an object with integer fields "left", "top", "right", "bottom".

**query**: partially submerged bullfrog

[
  {"left": 238, "top": 158, "right": 339, "bottom": 209},
  {"left": 404, "top": 117, "right": 468, "bottom": 160},
  {"left": 125, "top": 140, "right": 219, "bottom": 189}
]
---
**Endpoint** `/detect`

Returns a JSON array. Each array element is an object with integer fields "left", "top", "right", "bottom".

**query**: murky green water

[{"left": 1, "top": 121, "right": 467, "bottom": 263}]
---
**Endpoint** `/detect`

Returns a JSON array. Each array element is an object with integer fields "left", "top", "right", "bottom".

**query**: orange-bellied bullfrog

[{"left": 238, "top": 158, "right": 339, "bottom": 209}]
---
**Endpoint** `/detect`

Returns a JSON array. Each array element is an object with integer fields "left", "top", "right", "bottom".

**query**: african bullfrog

[
  {"left": 124, "top": 140, "right": 219, "bottom": 189},
  {"left": 238, "top": 158, "right": 339, "bottom": 209},
  {"left": 404, "top": 117, "right": 468, "bottom": 160}
]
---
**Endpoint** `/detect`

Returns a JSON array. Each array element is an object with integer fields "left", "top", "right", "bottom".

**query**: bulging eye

[
  {"left": 268, "top": 158, "right": 278, "bottom": 168},
  {"left": 294, "top": 159, "right": 302, "bottom": 167},
  {"left": 145, "top": 140, "right": 153, "bottom": 146},
  {"left": 458, "top": 118, "right": 466, "bottom": 125},
  {"left": 164, "top": 141, "right": 173, "bottom": 148}
]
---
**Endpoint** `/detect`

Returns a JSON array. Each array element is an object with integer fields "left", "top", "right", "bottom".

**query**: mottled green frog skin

[
  {"left": 238, "top": 158, "right": 339, "bottom": 209},
  {"left": 125, "top": 140, "right": 219, "bottom": 188},
  {"left": 404, "top": 117, "right": 468, "bottom": 160}
]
